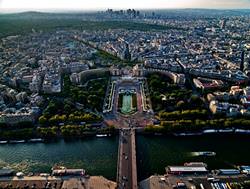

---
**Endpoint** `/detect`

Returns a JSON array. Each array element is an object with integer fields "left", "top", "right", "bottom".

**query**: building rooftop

[{"left": 167, "top": 166, "right": 208, "bottom": 173}]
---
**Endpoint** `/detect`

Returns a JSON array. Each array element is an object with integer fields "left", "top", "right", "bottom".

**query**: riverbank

[
  {"left": 1, "top": 167, "right": 250, "bottom": 189},
  {"left": 0, "top": 175, "right": 117, "bottom": 189},
  {"left": 141, "top": 127, "right": 250, "bottom": 137},
  {"left": 0, "top": 125, "right": 117, "bottom": 141},
  {"left": 2, "top": 125, "right": 250, "bottom": 143},
  {"left": 140, "top": 174, "right": 250, "bottom": 189},
  {"left": 0, "top": 133, "right": 116, "bottom": 145},
  {"left": 144, "top": 118, "right": 250, "bottom": 136}
]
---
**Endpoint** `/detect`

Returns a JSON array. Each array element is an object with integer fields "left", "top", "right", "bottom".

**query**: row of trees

[
  {"left": 39, "top": 113, "right": 101, "bottom": 125},
  {"left": 159, "top": 109, "right": 209, "bottom": 120},
  {"left": 61, "top": 125, "right": 92, "bottom": 137},
  {"left": 145, "top": 118, "right": 250, "bottom": 133},
  {"left": 38, "top": 127, "right": 58, "bottom": 138},
  {"left": 0, "top": 125, "right": 116, "bottom": 140},
  {"left": 38, "top": 125, "right": 116, "bottom": 138}
]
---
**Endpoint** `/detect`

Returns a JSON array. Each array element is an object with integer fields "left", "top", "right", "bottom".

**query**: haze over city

[{"left": 1, "top": 0, "right": 250, "bottom": 12}]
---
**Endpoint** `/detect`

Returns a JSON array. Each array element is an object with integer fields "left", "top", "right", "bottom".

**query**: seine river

[{"left": 0, "top": 134, "right": 250, "bottom": 181}]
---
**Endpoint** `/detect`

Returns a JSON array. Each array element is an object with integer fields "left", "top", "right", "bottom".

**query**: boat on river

[
  {"left": 235, "top": 129, "right": 250, "bottom": 134},
  {"left": 29, "top": 138, "right": 44, "bottom": 143},
  {"left": 9, "top": 140, "right": 25, "bottom": 144},
  {"left": 52, "top": 166, "right": 85, "bottom": 176},
  {"left": 174, "top": 132, "right": 202, "bottom": 136},
  {"left": 192, "top": 151, "right": 216, "bottom": 157},
  {"left": 184, "top": 162, "right": 208, "bottom": 167},
  {"left": 0, "top": 141, "right": 8, "bottom": 144},
  {"left": 96, "top": 134, "right": 110, "bottom": 137}
]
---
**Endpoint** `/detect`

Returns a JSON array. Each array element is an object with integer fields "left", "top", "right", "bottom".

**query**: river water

[
  {"left": 137, "top": 134, "right": 250, "bottom": 180},
  {"left": 0, "top": 138, "right": 118, "bottom": 180},
  {"left": 0, "top": 134, "right": 250, "bottom": 181}
]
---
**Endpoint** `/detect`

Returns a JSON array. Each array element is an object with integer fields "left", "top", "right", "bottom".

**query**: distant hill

[
  {"left": 142, "top": 8, "right": 250, "bottom": 17},
  {"left": 0, "top": 8, "right": 249, "bottom": 39}
]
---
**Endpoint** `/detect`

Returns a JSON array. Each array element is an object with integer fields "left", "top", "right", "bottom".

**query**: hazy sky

[{"left": 0, "top": 0, "right": 250, "bottom": 12}]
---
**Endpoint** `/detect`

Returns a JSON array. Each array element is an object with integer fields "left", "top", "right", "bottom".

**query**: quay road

[{"left": 117, "top": 128, "right": 138, "bottom": 189}]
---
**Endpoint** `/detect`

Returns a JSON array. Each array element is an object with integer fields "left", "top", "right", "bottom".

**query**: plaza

[{"left": 103, "top": 66, "right": 153, "bottom": 128}]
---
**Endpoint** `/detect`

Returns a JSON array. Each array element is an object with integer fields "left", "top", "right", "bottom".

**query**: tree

[
  {"left": 64, "top": 104, "right": 72, "bottom": 115},
  {"left": 176, "top": 100, "right": 185, "bottom": 110},
  {"left": 189, "top": 95, "right": 204, "bottom": 108},
  {"left": 39, "top": 116, "right": 47, "bottom": 125},
  {"left": 68, "top": 114, "right": 75, "bottom": 122}
]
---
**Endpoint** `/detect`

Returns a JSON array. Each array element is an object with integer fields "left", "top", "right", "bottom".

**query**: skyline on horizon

[{"left": 1, "top": 0, "right": 250, "bottom": 13}]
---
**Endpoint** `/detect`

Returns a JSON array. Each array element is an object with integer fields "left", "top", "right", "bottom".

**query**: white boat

[
  {"left": 29, "top": 138, "right": 44, "bottom": 142},
  {"left": 203, "top": 129, "right": 217, "bottom": 134},
  {"left": 174, "top": 133, "right": 202, "bottom": 136},
  {"left": 235, "top": 129, "right": 250, "bottom": 134},
  {"left": 184, "top": 162, "right": 207, "bottom": 167},
  {"left": 52, "top": 166, "right": 85, "bottom": 176},
  {"left": 9, "top": 140, "right": 25, "bottom": 144},
  {"left": 192, "top": 151, "right": 216, "bottom": 157},
  {"left": 218, "top": 129, "right": 234, "bottom": 133},
  {"left": 96, "top": 134, "right": 108, "bottom": 137},
  {"left": 0, "top": 141, "right": 8, "bottom": 144}
]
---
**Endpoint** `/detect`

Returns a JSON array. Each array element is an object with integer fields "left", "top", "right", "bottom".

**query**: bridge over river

[
  {"left": 117, "top": 128, "right": 138, "bottom": 189},
  {"left": 102, "top": 75, "right": 154, "bottom": 189}
]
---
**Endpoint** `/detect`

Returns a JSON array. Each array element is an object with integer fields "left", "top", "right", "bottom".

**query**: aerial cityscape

[{"left": 0, "top": 0, "right": 250, "bottom": 189}]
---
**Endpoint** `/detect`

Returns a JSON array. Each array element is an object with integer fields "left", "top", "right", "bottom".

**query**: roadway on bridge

[{"left": 117, "top": 128, "right": 137, "bottom": 189}]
